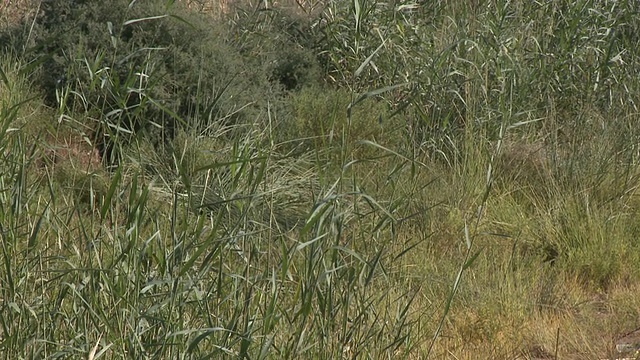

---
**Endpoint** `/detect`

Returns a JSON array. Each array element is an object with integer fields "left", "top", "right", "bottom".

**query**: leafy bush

[
  {"left": 2, "top": 0, "right": 289, "bottom": 166},
  {"left": 226, "top": 2, "right": 324, "bottom": 91}
]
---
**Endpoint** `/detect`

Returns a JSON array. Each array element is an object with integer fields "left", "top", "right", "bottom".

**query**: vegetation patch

[{"left": 1, "top": 0, "right": 640, "bottom": 359}]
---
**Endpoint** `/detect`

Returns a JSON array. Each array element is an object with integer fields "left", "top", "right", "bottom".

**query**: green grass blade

[
  {"left": 100, "top": 166, "right": 122, "bottom": 220},
  {"left": 123, "top": 15, "right": 168, "bottom": 26},
  {"left": 354, "top": 39, "right": 387, "bottom": 77},
  {"left": 27, "top": 203, "right": 49, "bottom": 252},
  {"left": 0, "top": 65, "right": 10, "bottom": 90},
  {"left": 347, "top": 83, "right": 409, "bottom": 117}
]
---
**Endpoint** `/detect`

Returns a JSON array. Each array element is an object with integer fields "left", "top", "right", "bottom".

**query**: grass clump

[{"left": 280, "top": 86, "right": 404, "bottom": 164}]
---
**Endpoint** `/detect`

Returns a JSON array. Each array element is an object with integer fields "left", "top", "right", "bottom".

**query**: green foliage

[
  {"left": 0, "top": 52, "right": 415, "bottom": 358},
  {"left": 4, "top": 0, "right": 640, "bottom": 358},
  {"left": 318, "top": 0, "right": 640, "bottom": 152},
  {"left": 226, "top": 2, "right": 324, "bottom": 91},
  {"left": 2, "top": 0, "right": 290, "bottom": 166},
  {"left": 280, "top": 86, "right": 404, "bottom": 163}
]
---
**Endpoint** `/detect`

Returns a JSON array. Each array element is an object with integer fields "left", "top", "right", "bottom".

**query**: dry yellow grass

[{"left": 0, "top": 0, "right": 36, "bottom": 27}]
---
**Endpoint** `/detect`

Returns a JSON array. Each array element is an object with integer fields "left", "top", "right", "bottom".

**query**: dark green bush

[
  {"left": 226, "top": 3, "right": 324, "bottom": 91},
  {"left": 1, "top": 0, "right": 291, "bottom": 166}
]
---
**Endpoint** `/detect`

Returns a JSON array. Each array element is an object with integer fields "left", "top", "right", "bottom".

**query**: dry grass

[
  {"left": 0, "top": 0, "right": 36, "bottom": 28},
  {"left": 42, "top": 132, "right": 102, "bottom": 172}
]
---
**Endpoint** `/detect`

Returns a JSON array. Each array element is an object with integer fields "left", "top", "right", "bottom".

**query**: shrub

[
  {"left": 226, "top": 1, "right": 324, "bottom": 91},
  {"left": 1, "top": 0, "right": 284, "bottom": 166}
]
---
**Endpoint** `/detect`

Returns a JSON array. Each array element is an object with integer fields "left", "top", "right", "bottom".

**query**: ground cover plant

[{"left": 1, "top": 0, "right": 640, "bottom": 359}]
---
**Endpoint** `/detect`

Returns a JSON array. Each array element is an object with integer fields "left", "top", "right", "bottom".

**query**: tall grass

[
  {"left": 2, "top": 0, "right": 640, "bottom": 359},
  {"left": 0, "top": 54, "right": 416, "bottom": 359}
]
